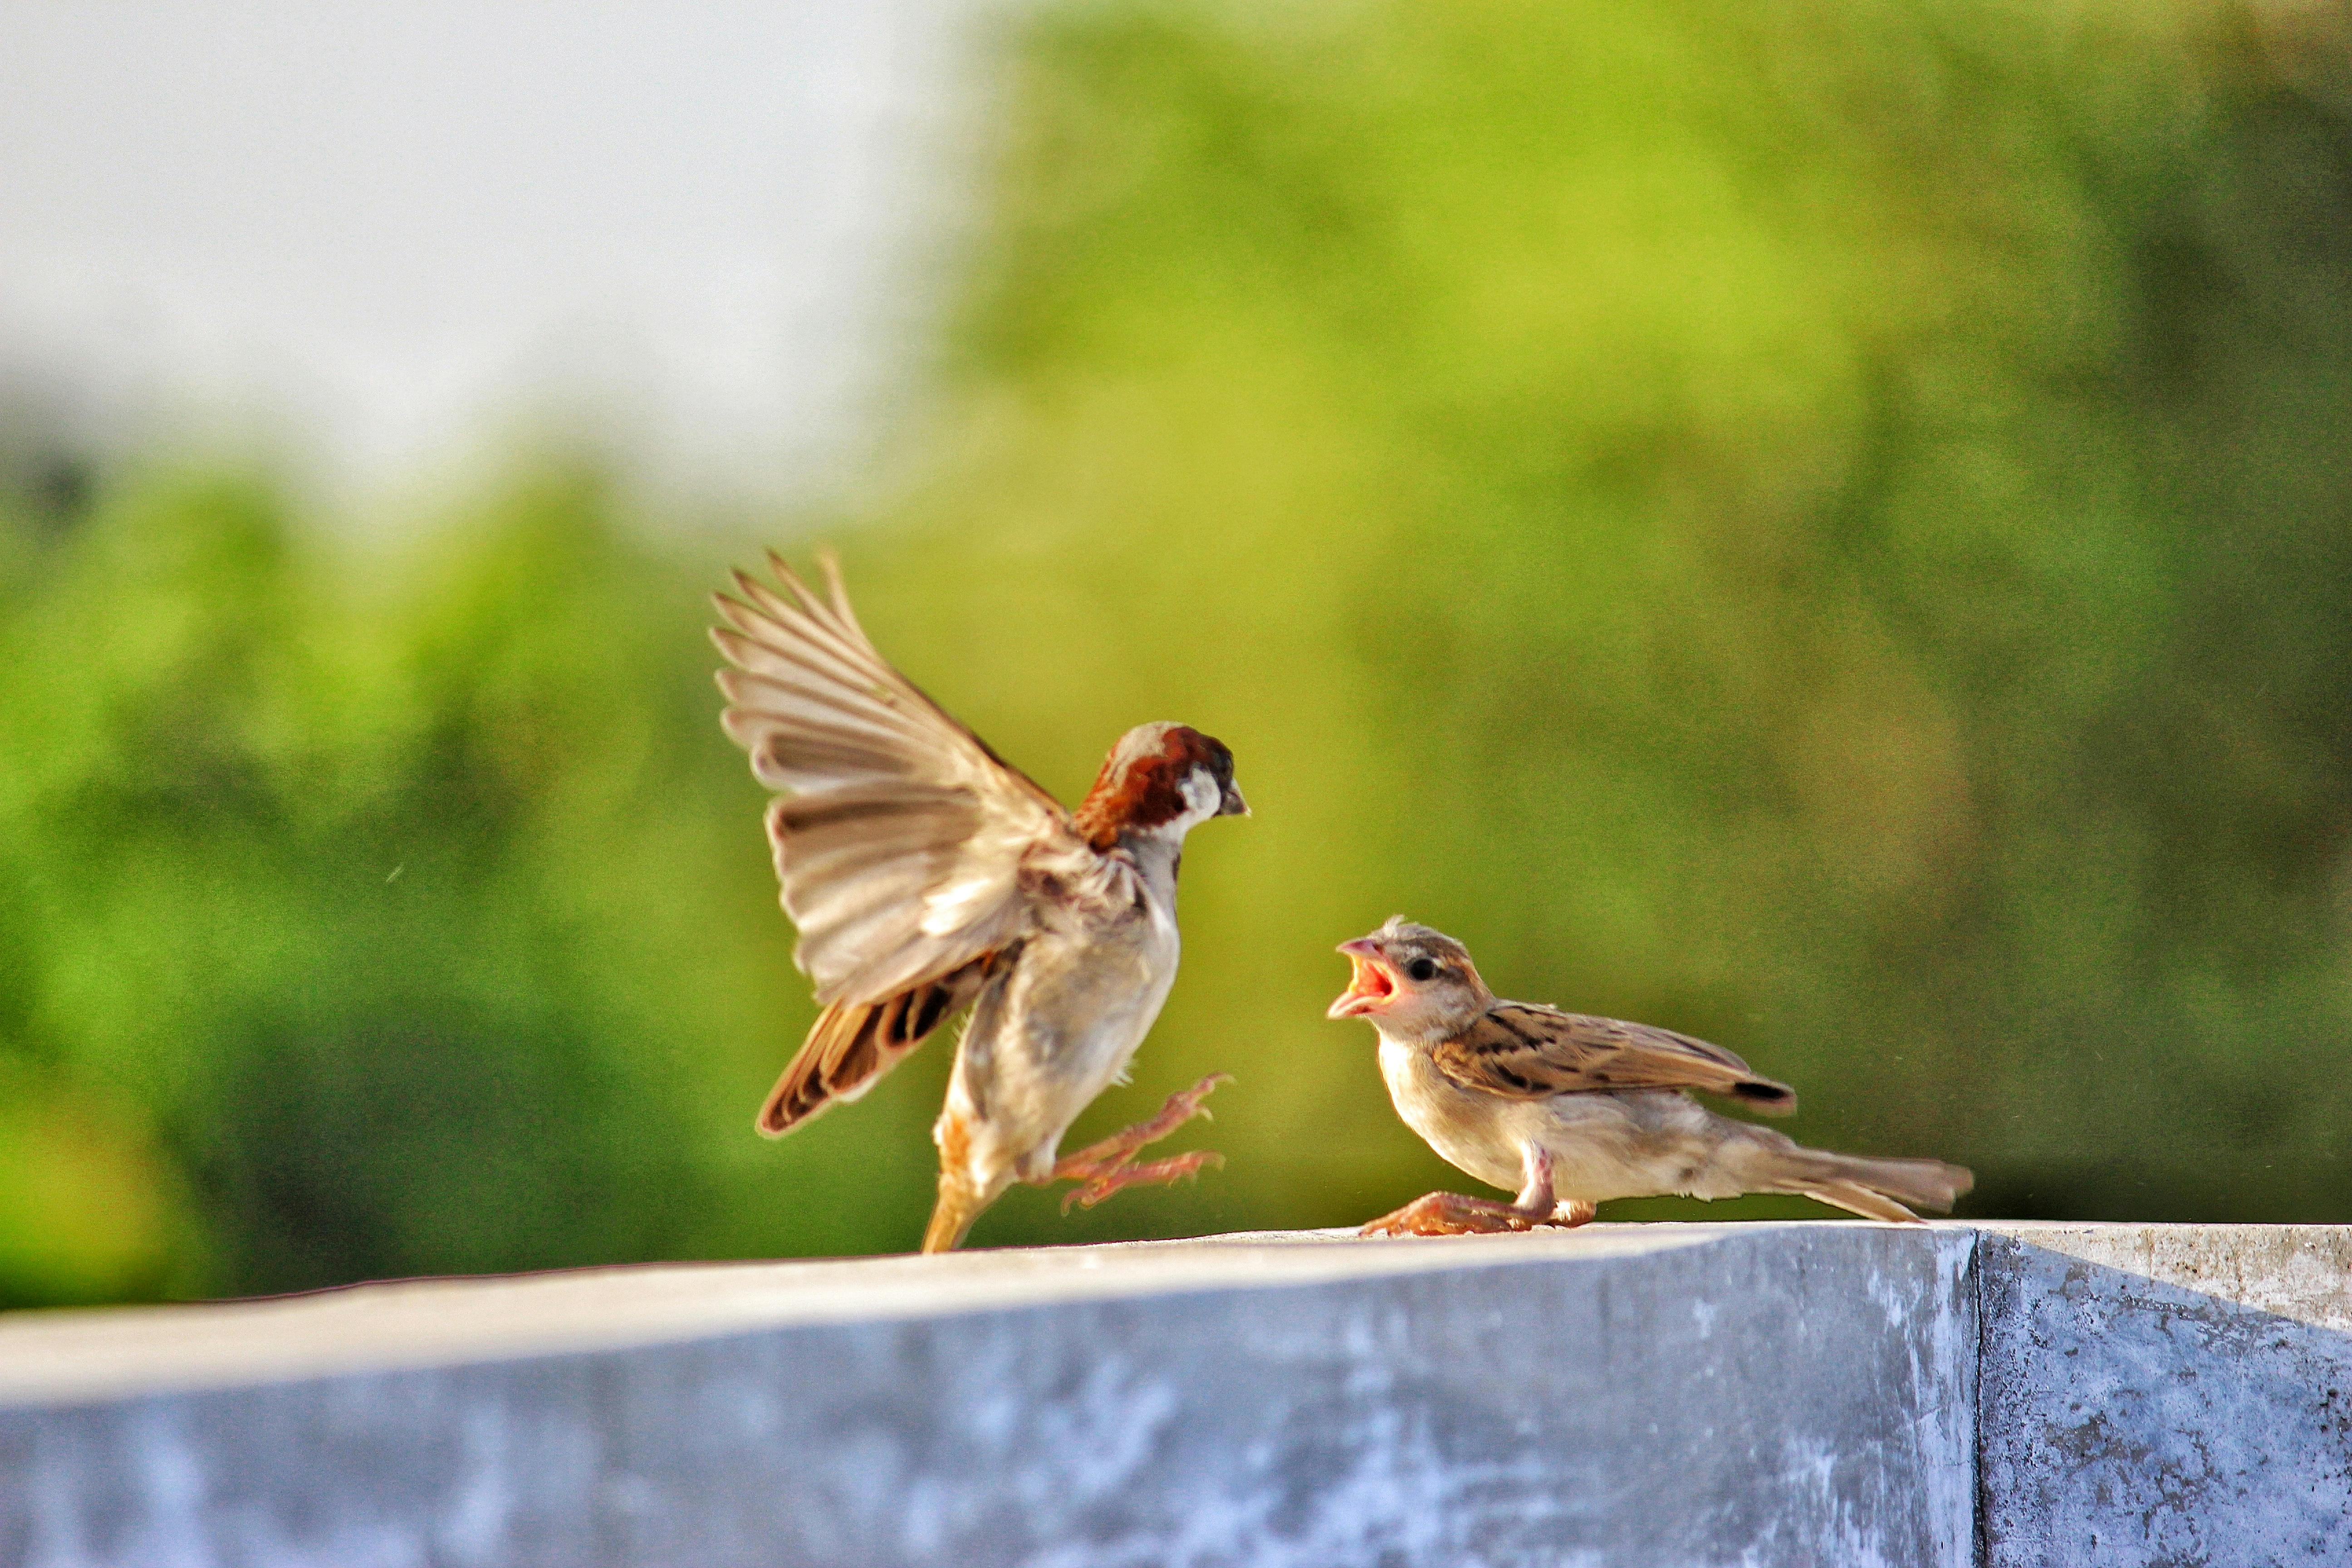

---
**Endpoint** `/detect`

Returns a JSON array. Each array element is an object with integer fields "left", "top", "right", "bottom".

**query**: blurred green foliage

[{"left": 3, "top": 0, "right": 2350, "bottom": 1301}]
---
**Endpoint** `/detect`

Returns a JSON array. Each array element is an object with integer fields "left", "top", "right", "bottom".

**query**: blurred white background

[{"left": 0, "top": 1, "right": 983, "bottom": 510}]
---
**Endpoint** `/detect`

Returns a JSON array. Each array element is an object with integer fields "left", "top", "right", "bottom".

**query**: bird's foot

[
  {"left": 1049, "top": 1073, "right": 1233, "bottom": 1213},
  {"left": 1359, "top": 1190, "right": 1588, "bottom": 1238},
  {"left": 1061, "top": 1149, "right": 1225, "bottom": 1213},
  {"left": 1052, "top": 1073, "right": 1230, "bottom": 1176}
]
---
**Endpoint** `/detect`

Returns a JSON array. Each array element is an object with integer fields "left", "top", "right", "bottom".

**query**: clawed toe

[
  {"left": 1044, "top": 1073, "right": 1233, "bottom": 1215},
  {"left": 1358, "top": 1191, "right": 1534, "bottom": 1237},
  {"left": 1359, "top": 1190, "right": 1589, "bottom": 1238},
  {"left": 1061, "top": 1149, "right": 1225, "bottom": 1213}
]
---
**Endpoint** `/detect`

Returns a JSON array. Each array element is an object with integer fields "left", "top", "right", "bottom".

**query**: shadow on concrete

[{"left": 1977, "top": 1230, "right": 2352, "bottom": 1568}]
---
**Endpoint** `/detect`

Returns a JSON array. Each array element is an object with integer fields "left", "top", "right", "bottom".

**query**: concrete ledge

[
  {"left": 1975, "top": 1224, "right": 2352, "bottom": 1568},
  {"left": 0, "top": 1223, "right": 2343, "bottom": 1567}
]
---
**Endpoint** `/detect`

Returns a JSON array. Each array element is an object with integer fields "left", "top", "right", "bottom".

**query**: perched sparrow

[
  {"left": 1328, "top": 918, "right": 1972, "bottom": 1234},
  {"left": 711, "top": 554, "right": 1247, "bottom": 1253}
]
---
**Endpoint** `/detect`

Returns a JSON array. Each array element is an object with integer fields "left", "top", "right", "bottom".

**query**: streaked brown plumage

[
  {"left": 712, "top": 553, "right": 1246, "bottom": 1251},
  {"left": 1328, "top": 917, "right": 1972, "bottom": 1233},
  {"left": 1426, "top": 1002, "right": 1798, "bottom": 1111}
]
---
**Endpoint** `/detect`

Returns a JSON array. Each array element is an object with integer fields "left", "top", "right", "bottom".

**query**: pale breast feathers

[
  {"left": 711, "top": 554, "right": 1107, "bottom": 1005},
  {"left": 1428, "top": 1003, "right": 1798, "bottom": 1114}
]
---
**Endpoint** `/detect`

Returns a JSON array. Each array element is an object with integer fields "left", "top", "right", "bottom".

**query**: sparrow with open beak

[
  {"left": 712, "top": 554, "right": 1248, "bottom": 1252},
  {"left": 1329, "top": 917, "right": 1972, "bottom": 1234}
]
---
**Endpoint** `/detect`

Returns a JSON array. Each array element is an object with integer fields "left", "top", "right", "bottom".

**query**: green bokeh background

[{"left": 4, "top": 0, "right": 2349, "bottom": 1304}]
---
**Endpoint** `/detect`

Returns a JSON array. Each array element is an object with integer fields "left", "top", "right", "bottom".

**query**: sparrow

[
  {"left": 1328, "top": 917, "right": 1972, "bottom": 1234},
  {"left": 711, "top": 553, "right": 1248, "bottom": 1253}
]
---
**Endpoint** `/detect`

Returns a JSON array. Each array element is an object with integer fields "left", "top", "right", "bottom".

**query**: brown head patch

[{"left": 1073, "top": 722, "right": 1236, "bottom": 850}]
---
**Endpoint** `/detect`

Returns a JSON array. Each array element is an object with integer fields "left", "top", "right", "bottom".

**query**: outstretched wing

[
  {"left": 1430, "top": 1001, "right": 1798, "bottom": 1114},
  {"left": 713, "top": 552, "right": 1094, "bottom": 1008}
]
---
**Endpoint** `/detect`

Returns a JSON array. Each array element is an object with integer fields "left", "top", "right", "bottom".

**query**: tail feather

[
  {"left": 921, "top": 1176, "right": 987, "bottom": 1254},
  {"left": 1750, "top": 1141, "right": 1975, "bottom": 1224},
  {"left": 1808, "top": 1178, "right": 1927, "bottom": 1224},
  {"left": 921, "top": 1106, "right": 1005, "bottom": 1254}
]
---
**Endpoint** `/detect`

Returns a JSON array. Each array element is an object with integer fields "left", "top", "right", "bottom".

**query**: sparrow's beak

[
  {"left": 1218, "top": 780, "right": 1250, "bottom": 818},
  {"left": 1327, "top": 938, "right": 1396, "bottom": 1019}
]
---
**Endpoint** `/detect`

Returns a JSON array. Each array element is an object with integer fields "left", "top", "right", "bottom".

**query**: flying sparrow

[
  {"left": 1328, "top": 918, "right": 1972, "bottom": 1234},
  {"left": 712, "top": 554, "right": 1247, "bottom": 1253}
]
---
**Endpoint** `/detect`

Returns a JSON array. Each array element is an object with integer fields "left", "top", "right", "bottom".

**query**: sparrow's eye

[{"left": 1404, "top": 957, "right": 1440, "bottom": 983}]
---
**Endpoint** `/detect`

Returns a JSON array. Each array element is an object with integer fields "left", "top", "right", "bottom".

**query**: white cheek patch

[
  {"left": 1133, "top": 768, "right": 1226, "bottom": 845},
  {"left": 1179, "top": 768, "right": 1223, "bottom": 825}
]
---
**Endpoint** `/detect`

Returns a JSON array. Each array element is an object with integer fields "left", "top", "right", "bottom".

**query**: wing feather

[
  {"left": 1430, "top": 1002, "right": 1798, "bottom": 1113},
  {"left": 757, "top": 953, "right": 1009, "bottom": 1137},
  {"left": 713, "top": 552, "right": 1091, "bottom": 1008}
]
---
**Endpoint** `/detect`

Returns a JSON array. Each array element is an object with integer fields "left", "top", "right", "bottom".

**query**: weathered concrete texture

[
  {"left": 6, "top": 1222, "right": 2347, "bottom": 1568},
  {"left": 0, "top": 1225, "right": 1980, "bottom": 1568},
  {"left": 1976, "top": 1224, "right": 2352, "bottom": 1568}
]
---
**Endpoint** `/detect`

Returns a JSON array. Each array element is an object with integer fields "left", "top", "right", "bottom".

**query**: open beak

[
  {"left": 1327, "top": 938, "right": 1396, "bottom": 1019},
  {"left": 1218, "top": 781, "right": 1250, "bottom": 818}
]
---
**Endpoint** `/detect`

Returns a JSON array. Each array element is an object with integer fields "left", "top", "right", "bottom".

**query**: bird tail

[
  {"left": 922, "top": 1171, "right": 989, "bottom": 1254},
  {"left": 921, "top": 1107, "right": 1002, "bottom": 1254},
  {"left": 1745, "top": 1139, "right": 1974, "bottom": 1224}
]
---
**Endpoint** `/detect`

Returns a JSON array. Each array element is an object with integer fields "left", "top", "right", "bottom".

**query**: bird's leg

[
  {"left": 1361, "top": 1147, "right": 1586, "bottom": 1237},
  {"left": 1047, "top": 1073, "right": 1233, "bottom": 1213},
  {"left": 1511, "top": 1145, "right": 1557, "bottom": 1217},
  {"left": 1515, "top": 1148, "right": 1597, "bottom": 1227}
]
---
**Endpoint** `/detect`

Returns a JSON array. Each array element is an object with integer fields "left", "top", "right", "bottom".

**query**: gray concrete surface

[
  {"left": 1976, "top": 1223, "right": 2352, "bottom": 1568},
  {"left": 0, "top": 1222, "right": 2341, "bottom": 1567}
]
